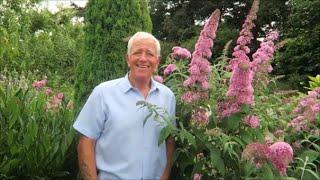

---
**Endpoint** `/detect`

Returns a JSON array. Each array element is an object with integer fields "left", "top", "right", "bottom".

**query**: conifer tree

[{"left": 74, "top": 0, "right": 152, "bottom": 112}]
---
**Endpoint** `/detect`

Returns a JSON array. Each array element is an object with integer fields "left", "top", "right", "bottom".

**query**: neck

[{"left": 128, "top": 73, "right": 151, "bottom": 92}]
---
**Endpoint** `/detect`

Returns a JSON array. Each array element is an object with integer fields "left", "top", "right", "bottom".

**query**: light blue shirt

[{"left": 73, "top": 74, "right": 176, "bottom": 180}]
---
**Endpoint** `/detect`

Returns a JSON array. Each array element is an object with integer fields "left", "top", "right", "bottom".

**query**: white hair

[{"left": 127, "top": 32, "right": 161, "bottom": 57}]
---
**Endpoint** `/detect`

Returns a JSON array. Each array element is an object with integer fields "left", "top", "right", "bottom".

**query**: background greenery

[{"left": 0, "top": 0, "right": 319, "bottom": 179}]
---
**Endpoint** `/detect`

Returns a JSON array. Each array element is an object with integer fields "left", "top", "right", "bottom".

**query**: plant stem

[{"left": 300, "top": 156, "right": 309, "bottom": 180}]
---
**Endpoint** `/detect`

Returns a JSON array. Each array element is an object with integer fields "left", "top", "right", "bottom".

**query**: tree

[
  {"left": 149, "top": 0, "right": 289, "bottom": 42},
  {"left": 274, "top": 0, "right": 320, "bottom": 90},
  {"left": 0, "top": 0, "right": 83, "bottom": 84},
  {"left": 74, "top": 0, "right": 152, "bottom": 112}
]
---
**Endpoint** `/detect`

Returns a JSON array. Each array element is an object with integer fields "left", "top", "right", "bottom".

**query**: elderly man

[{"left": 73, "top": 32, "right": 176, "bottom": 180}]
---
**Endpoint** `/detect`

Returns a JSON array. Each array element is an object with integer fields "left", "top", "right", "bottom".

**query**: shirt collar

[{"left": 120, "top": 73, "right": 159, "bottom": 94}]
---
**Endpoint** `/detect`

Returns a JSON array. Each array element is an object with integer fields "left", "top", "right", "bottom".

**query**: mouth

[{"left": 136, "top": 64, "right": 150, "bottom": 69}]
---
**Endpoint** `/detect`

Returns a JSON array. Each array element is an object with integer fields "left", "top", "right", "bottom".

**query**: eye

[
  {"left": 146, "top": 51, "right": 155, "bottom": 57},
  {"left": 132, "top": 51, "right": 142, "bottom": 56}
]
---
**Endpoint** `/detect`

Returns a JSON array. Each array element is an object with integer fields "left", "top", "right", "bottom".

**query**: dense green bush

[
  {"left": 0, "top": 1, "right": 84, "bottom": 84},
  {"left": 74, "top": 0, "right": 152, "bottom": 112},
  {"left": 274, "top": 0, "right": 320, "bottom": 90},
  {"left": 0, "top": 70, "right": 75, "bottom": 179}
]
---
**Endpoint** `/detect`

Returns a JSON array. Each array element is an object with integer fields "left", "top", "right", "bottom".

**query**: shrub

[
  {"left": 140, "top": 0, "right": 320, "bottom": 179},
  {"left": 0, "top": 71, "right": 75, "bottom": 179},
  {"left": 0, "top": 2, "right": 83, "bottom": 84}
]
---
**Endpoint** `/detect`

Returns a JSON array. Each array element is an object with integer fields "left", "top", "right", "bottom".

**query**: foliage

[
  {"left": 274, "top": 0, "right": 320, "bottom": 91},
  {"left": 308, "top": 75, "right": 320, "bottom": 90},
  {"left": 149, "top": 0, "right": 289, "bottom": 41},
  {"left": 74, "top": 0, "right": 152, "bottom": 113},
  {"left": 0, "top": 70, "right": 75, "bottom": 179},
  {"left": 0, "top": 1, "right": 84, "bottom": 84}
]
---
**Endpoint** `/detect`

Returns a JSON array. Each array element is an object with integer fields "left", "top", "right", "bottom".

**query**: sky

[{"left": 39, "top": 0, "right": 87, "bottom": 13}]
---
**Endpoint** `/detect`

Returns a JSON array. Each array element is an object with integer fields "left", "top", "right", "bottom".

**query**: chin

[{"left": 131, "top": 73, "right": 151, "bottom": 80}]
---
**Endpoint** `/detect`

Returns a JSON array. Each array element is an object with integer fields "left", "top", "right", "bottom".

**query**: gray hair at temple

[{"left": 127, "top": 32, "right": 161, "bottom": 57}]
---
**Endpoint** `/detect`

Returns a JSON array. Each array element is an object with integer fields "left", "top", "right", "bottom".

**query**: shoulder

[{"left": 94, "top": 77, "right": 124, "bottom": 93}]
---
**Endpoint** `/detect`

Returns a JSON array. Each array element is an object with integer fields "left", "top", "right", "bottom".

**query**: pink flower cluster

[
  {"left": 153, "top": 75, "right": 163, "bottom": 84},
  {"left": 163, "top": 64, "right": 177, "bottom": 76},
  {"left": 216, "top": 99, "right": 240, "bottom": 119},
  {"left": 242, "top": 141, "right": 293, "bottom": 176},
  {"left": 32, "top": 79, "right": 47, "bottom": 89},
  {"left": 183, "top": 9, "right": 221, "bottom": 92},
  {"left": 45, "top": 88, "right": 53, "bottom": 96},
  {"left": 193, "top": 173, "right": 202, "bottom": 180},
  {"left": 288, "top": 87, "right": 320, "bottom": 132},
  {"left": 31, "top": 79, "right": 72, "bottom": 111},
  {"left": 46, "top": 92, "right": 65, "bottom": 110},
  {"left": 171, "top": 46, "right": 192, "bottom": 59},
  {"left": 251, "top": 31, "right": 279, "bottom": 74},
  {"left": 243, "top": 115, "right": 260, "bottom": 128},
  {"left": 242, "top": 142, "right": 270, "bottom": 168},
  {"left": 181, "top": 91, "right": 208, "bottom": 103},
  {"left": 268, "top": 142, "right": 294, "bottom": 176},
  {"left": 192, "top": 107, "right": 210, "bottom": 126}
]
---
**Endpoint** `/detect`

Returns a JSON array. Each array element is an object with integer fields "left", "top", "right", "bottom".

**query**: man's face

[{"left": 126, "top": 38, "right": 160, "bottom": 81}]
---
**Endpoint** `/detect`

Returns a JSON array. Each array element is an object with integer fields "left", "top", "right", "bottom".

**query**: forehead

[{"left": 131, "top": 38, "right": 157, "bottom": 52}]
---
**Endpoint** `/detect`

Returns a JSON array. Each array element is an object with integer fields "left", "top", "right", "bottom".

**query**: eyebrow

[{"left": 133, "top": 48, "right": 156, "bottom": 54}]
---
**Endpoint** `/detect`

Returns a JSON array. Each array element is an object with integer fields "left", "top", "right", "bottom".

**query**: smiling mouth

[{"left": 136, "top": 64, "right": 150, "bottom": 69}]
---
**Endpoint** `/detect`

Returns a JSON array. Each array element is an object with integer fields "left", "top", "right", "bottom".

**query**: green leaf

[
  {"left": 136, "top": 100, "right": 146, "bottom": 107},
  {"left": 29, "top": 120, "right": 38, "bottom": 141},
  {"left": 243, "top": 162, "right": 255, "bottom": 177},
  {"left": 280, "top": 177, "right": 298, "bottom": 180},
  {"left": 143, "top": 112, "right": 153, "bottom": 126},
  {"left": 210, "top": 147, "right": 225, "bottom": 176},
  {"left": 158, "top": 125, "right": 172, "bottom": 145},
  {"left": 298, "top": 150, "right": 320, "bottom": 165},
  {"left": 0, "top": 87, "right": 6, "bottom": 101},
  {"left": 304, "top": 169, "right": 320, "bottom": 180},
  {"left": 183, "top": 130, "right": 196, "bottom": 147},
  {"left": 260, "top": 165, "right": 274, "bottom": 180},
  {"left": 222, "top": 113, "right": 242, "bottom": 131},
  {"left": 8, "top": 97, "right": 20, "bottom": 129},
  {"left": 191, "top": 161, "right": 204, "bottom": 177},
  {"left": 1, "top": 158, "right": 20, "bottom": 174}
]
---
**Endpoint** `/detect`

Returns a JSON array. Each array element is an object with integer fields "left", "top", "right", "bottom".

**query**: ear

[
  {"left": 153, "top": 56, "right": 161, "bottom": 74},
  {"left": 125, "top": 54, "right": 130, "bottom": 68},
  {"left": 156, "top": 56, "right": 161, "bottom": 68}
]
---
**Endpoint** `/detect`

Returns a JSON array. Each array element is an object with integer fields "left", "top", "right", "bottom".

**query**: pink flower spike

[
  {"left": 171, "top": 46, "right": 192, "bottom": 59},
  {"left": 183, "top": 9, "right": 220, "bottom": 91}
]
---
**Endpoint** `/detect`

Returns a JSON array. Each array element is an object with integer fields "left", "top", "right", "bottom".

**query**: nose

[{"left": 139, "top": 52, "right": 148, "bottom": 61}]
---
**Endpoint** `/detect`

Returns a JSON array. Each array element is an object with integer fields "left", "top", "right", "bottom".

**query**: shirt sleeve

[
  {"left": 169, "top": 93, "right": 176, "bottom": 126},
  {"left": 73, "top": 86, "right": 108, "bottom": 139}
]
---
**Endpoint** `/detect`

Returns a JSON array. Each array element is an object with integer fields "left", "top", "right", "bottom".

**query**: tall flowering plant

[
  {"left": 139, "top": 0, "right": 319, "bottom": 179},
  {"left": 0, "top": 70, "right": 75, "bottom": 178}
]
